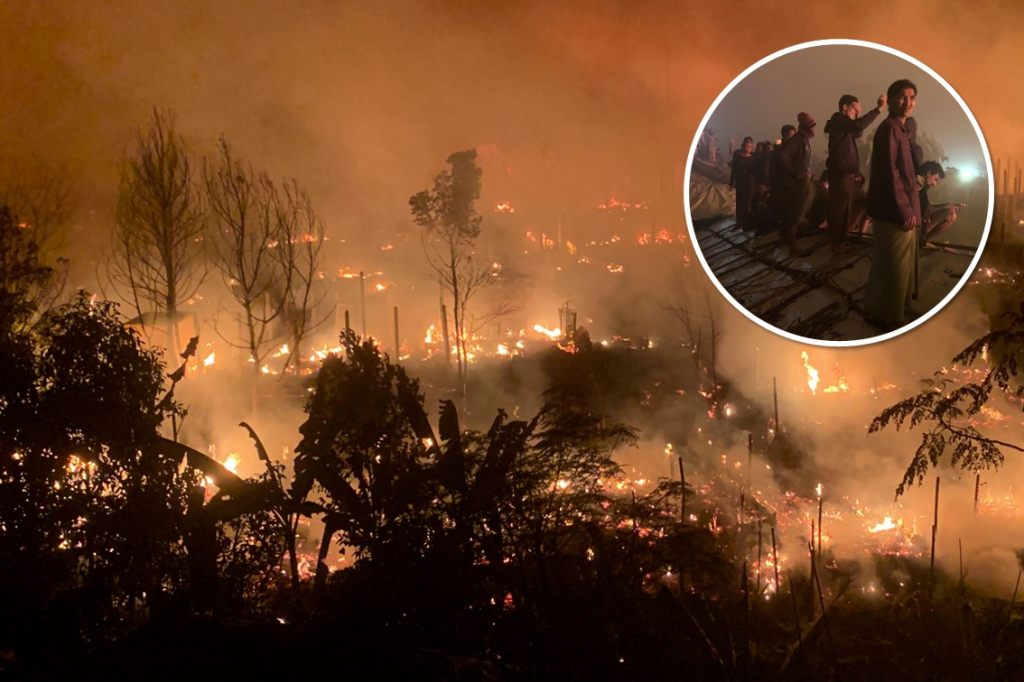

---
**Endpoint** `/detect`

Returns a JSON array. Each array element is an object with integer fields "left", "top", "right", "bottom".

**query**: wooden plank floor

[{"left": 695, "top": 218, "right": 975, "bottom": 341}]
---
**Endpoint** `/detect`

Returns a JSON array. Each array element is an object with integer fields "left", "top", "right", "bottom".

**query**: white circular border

[{"left": 683, "top": 38, "right": 995, "bottom": 348}]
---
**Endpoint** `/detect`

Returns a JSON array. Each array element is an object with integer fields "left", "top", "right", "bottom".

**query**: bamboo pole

[
  {"left": 810, "top": 520, "right": 815, "bottom": 583},
  {"left": 788, "top": 570, "right": 802, "bottom": 645},
  {"left": 440, "top": 303, "right": 451, "bottom": 366},
  {"left": 974, "top": 474, "right": 981, "bottom": 514},
  {"left": 772, "top": 525, "right": 780, "bottom": 595},
  {"left": 678, "top": 455, "right": 686, "bottom": 522},
  {"left": 817, "top": 494, "right": 823, "bottom": 556},
  {"left": 958, "top": 537, "right": 965, "bottom": 589},
  {"left": 1012, "top": 569, "right": 1022, "bottom": 607},
  {"left": 929, "top": 476, "right": 940, "bottom": 604},
  {"left": 747, "top": 433, "right": 753, "bottom": 490},
  {"left": 393, "top": 305, "right": 400, "bottom": 360},
  {"left": 773, "top": 376, "right": 780, "bottom": 434},
  {"left": 756, "top": 519, "right": 763, "bottom": 595},
  {"left": 359, "top": 270, "right": 367, "bottom": 337}
]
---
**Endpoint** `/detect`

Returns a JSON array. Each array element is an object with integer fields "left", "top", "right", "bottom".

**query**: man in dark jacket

[
  {"left": 824, "top": 92, "right": 886, "bottom": 251},
  {"left": 863, "top": 79, "right": 922, "bottom": 331},
  {"left": 730, "top": 137, "right": 756, "bottom": 229},
  {"left": 775, "top": 114, "right": 815, "bottom": 256}
]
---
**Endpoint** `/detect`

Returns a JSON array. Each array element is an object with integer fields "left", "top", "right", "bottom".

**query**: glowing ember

[
  {"left": 532, "top": 324, "right": 561, "bottom": 340},
  {"left": 606, "top": 263, "right": 624, "bottom": 274},
  {"left": 202, "top": 352, "right": 215, "bottom": 367},
  {"left": 495, "top": 201, "right": 515, "bottom": 214},
  {"left": 869, "top": 516, "right": 898, "bottom": 533},
  {"left": 223, "top": 453, "right": 240, "bottom": 474},
  {"left": 823, "top": 374, "right": 850, "bottom": 393},
  {"left": 596, "top": 197, "right": 649, "bottom": 211},
  {"left": 800, "top": 351, "right": 820, "bottom": 394}
]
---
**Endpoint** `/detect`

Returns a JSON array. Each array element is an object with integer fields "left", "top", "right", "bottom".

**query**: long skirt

[{"left": 863, "top": 219, "right": 917, "bottom": 329}]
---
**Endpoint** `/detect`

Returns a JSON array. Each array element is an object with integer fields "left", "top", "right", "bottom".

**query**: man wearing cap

[
  {"left": 824, "top": 92, "right": 886, "bottom": 252},
  {"left": 918, "top": 160, "right": 963, "bottom": 245},
  {"left": 863, "top": 79, "right": 921, "bottom": 331},
  {"left": 775, "top": 113, "right": 816, "bottom": 256}
]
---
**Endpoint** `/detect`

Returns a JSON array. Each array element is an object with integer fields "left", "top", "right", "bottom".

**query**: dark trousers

[
  {"left": 735, "top": 180, "right": 754, "bottom": 228},
  {"left": 775, "top": 180, "right": 810, "bottom": 245},
  {"left": 827, "top": 173, "right": 856, "bottom": 244}
]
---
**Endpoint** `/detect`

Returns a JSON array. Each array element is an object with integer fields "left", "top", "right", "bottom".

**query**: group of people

[{"left": 716, "top": 79, "right": 963, "bottom": 331}]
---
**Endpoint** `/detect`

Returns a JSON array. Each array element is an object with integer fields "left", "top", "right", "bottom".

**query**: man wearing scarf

[{"left": 863, "top": 79, "right": 922, "bottom": 331}]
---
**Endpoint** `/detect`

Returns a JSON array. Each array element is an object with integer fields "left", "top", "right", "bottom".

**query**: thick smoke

[{"left": 3, "top": 0, "right": 1024, "bottom": 592}]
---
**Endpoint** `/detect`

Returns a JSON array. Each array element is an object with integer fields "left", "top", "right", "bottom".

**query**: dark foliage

[{"left": 871, "top": 297, "right": 1024, "bottom": 495}]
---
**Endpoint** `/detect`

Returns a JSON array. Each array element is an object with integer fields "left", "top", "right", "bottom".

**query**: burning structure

[{"left": 4, "top": 3, "right": 1024, "bottom": 679}]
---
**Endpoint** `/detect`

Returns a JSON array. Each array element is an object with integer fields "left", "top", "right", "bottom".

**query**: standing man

[
  {"left": 863, "top": 79, "right": 921, "bottom": 331},
  {"left": 824, "top": 92, "right": 885, "bottom": 252},
  {"left": 730, "top": 137, "right": 756, "bottom": 230},
  {"left": 776, "top": 113, "right": 816, "bottom": 257}
]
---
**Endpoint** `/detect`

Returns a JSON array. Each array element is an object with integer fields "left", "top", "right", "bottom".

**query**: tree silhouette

[
  {"left": 0, "top": 292, "right": 190, "bottom": 652},
  {"left": 109, "top": 109, "right": 207, "bottom": 356},
  {"left": 410, "top": 149, "right": 499, "bottom": 387},
  {"left": 871, "top": 300, "right": 1024, "bottom": 495}
]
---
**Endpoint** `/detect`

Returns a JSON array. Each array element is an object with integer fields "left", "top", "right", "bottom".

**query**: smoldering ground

[{"left": 4, "top": 0, "right": 1024, "bottom": 594}]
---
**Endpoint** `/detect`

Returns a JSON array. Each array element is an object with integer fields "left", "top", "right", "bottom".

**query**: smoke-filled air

[{"left": 3, "top": 1, "right": 1024, "bottom": 678}]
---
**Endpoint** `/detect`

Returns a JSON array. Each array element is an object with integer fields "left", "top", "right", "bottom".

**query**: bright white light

[{"left": 957, "top": 165, "right": 980, "bottom": 182}]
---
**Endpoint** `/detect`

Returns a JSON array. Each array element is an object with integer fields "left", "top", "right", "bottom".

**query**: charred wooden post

[
  {"left": 756, "top": 518, "right": 763, "bottom": 595},
  {"left": 393, "top": 305, "right": 400, "bottom": 359},
  {"left": 440, "top": 303, "right": 452, "bottom": 365},
  {"left": 817, "top": 494, "right": 823, "bottom": 556},
  {"left": 678, "top": 454, "right": 686, "bottom": 522},
  {"left": 747, "top": 433, "right": 753, "bottom": 490},
  {"left": 772, "top": 525, "right": 780, "bottom": 595},
  {"left": 958, "top": 537, "right": 965, "bottom": 590},
  {"left": 789, "top": 570, "right": 802, "bottom": 646},
  {"left": 773, "top": 376, "right": 780, "bottom": 434},
  {"left": 359, "top": 270, "right": 367, "bottom": 337},
  {"left": 929, "top": 475, "right": 940, "bottom": 604}
]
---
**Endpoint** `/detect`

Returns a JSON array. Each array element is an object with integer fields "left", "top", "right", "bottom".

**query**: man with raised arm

[{"left": 824, "top": 92, "right": 886, "bottom": 252}]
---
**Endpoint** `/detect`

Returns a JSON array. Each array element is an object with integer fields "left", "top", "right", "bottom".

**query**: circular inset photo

[{"left": 684, "top": 40, "right": 993, "bottom": 347}]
